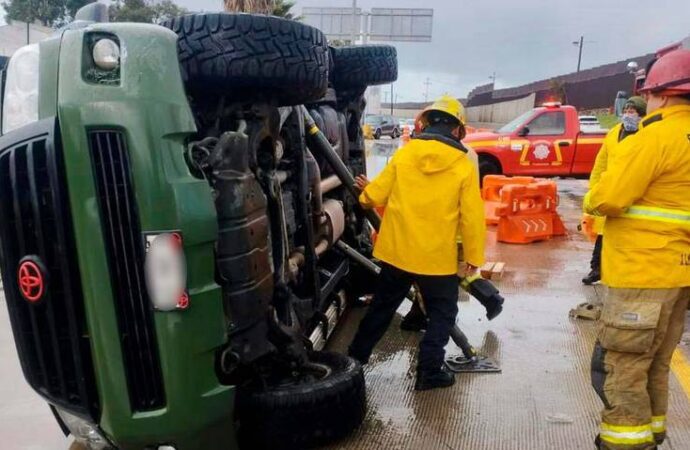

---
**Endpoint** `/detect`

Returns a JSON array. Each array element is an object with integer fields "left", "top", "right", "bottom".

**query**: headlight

[
  {"left": 92, "top": 38, "right": 120, "bottom": 70},
  {"left": 55, "top": 408, "right": 113, "bottom": 450},
  {"left": 144, "top": 233, "right": 188, "bottom": 311},
  {"left": 2, "top": 43, "right": 40, "bottom": 134}
]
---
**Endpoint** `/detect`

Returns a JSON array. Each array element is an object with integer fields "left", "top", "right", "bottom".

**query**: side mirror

[{"left": 517, "top": 126, "right": 530, "bottom": 137}]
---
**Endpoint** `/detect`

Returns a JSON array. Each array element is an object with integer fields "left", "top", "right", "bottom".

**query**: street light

[
  {"left": 572, "top": 36, "right": 584, "bottom": 72},
  {"left": 572, "top": 36, "right": 596, "bottom": 73}
]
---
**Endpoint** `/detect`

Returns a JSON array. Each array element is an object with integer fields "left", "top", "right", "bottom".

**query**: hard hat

[
  {"left": 639, "top": 49, "right": 690, "bottom": 96},
  {"left": 417, "top": 95, "right": 466, "bottom": 130},
  {"left": 623, "top": 96, "right": 647, "bottom": 116}
]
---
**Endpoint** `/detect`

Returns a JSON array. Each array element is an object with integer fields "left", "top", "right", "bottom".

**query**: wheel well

[{"left": 478, "top": 152, "right": 502, "bottom": 171}]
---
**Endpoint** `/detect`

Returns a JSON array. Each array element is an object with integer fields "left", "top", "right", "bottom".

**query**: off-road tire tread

[
  {"left": 163, "top": 13, "right": 329, "bottom": 105},
  {"left": 237, "top": 352, "right": 366, "bottom": 449},
  {"left": 331, "top": 45, "right": 398, "bottom": 89}
]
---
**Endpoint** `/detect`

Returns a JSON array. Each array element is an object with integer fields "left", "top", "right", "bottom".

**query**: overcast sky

[
  {"left": 172, "top": 0, "right": 690, "bottom": 102},
  {"left": 3, "top": 0, "right": 689, "bottom": 101}
]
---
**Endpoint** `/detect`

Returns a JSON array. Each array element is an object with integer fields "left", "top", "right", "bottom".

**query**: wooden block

[
  {"left": 480, "top": 262, "right": 496, "bottom": 279},
  {"left": 491, "top": 262, "right": 506, "bottom": 280}
]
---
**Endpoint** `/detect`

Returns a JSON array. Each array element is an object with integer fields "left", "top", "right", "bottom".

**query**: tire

[
  {"left": 479, "top": 157, "right": 501, "bottom": 186},
  {"left": 330, "top": 45, "right": 398, "bottom": 89},
  {"left": 374, "top": 128, "right": 382, "bottom": 140},
  {"left": 392, "top": 127, "right": 400, "bottom": 139},
  {"left": 237, "top": 352, "right": 366, "bottom": 450},
  {"left": 163, "top": 13, "right": 329, "bottom": 105}
]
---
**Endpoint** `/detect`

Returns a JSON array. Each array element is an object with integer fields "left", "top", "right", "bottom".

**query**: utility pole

[
  {"left": 390, "top": 83, "right": 394, "bottom": 115},
  {"left": 424, "top": 78, "right": 432, "bottom": 102},
  {"left": 351, "top": 0, "right": 357, "bottom": 44},
  {"left": 574, "top": 36, "right": 584, "bottom": 72}
]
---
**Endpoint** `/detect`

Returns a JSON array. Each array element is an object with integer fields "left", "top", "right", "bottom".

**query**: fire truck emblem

[
  {"left": 17, "top": 257, "right": 47, "bottom": 303},
  {"left": 533, "top": 144, "right": 550, "bottom": 160}
]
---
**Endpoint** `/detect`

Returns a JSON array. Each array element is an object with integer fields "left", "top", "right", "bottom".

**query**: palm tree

[
  {"left": 223, "top": 0, "right": 274, "bottom": 14},
  {"left": 272, "top": 0, "right": 298, "bottom": 19}
]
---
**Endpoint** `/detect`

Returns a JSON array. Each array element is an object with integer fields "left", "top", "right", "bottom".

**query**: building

[{"left": 0, "top": 20, "right": 53, "bottom": 57}]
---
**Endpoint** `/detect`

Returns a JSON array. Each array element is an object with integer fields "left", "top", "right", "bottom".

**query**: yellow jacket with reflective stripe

[
  {"left": 588, "top": 123, "right": 637, "bottom": 234},
  {"left": 584, "top": 104, "right": 690, "bottom": 288},
  {"left": 360, "top": 138, "right": 486, "bottom": 275},
  {"left": 588, "top": 124, "right": 621, "bottom": 234}
]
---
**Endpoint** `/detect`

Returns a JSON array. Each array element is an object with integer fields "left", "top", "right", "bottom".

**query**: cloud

[{"left": 171, "top": 0, "right": 690, "bottom": 100}]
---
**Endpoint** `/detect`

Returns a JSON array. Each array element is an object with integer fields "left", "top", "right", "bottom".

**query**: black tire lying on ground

[
  {"left": 237, "top": 351, "right": 366, "bottom": 449},
  {"left": 163, "top": 13, "right": 330, "bottom": 105},
  {"left": 330, "top": 45, "right": 398, "bottom": 89}
]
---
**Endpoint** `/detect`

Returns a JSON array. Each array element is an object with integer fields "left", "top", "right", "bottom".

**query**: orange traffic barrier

[
  {"left": 482, "top": 175, "right": 536, "bottom": 225},
  {"left": 495, "top": 180, "right": 566, "bottom": 244}
]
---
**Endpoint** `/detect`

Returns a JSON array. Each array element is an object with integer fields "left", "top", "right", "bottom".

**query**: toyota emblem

[{"left": 17, "top": 256, "right": 47, "bottom": 303}]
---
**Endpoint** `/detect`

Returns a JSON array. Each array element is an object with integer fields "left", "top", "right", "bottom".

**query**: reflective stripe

[
  {"left": 308, "top": 125, "right": 319, "bottom": 135},
  {"left": 651, "top": 415, "right": 666, "bottom": 433},
  {"left": 622, "top": 205, "right": 690, "bottom": 226},
  {"left": 600, "top": 423, "right": 655, "bottom": 445}
]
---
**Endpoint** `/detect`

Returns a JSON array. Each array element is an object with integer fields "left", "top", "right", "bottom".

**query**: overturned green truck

[{"left": 0, "top": 4, "right": 398, "bottom": 449}]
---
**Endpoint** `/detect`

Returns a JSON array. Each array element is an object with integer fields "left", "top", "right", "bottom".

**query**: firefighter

[
  {"left": 348, "top": 95, "right": 486, "bottom": 391},
  {"left": 582, "top": 96, "right": 648, "bottom": 287},
  {"left": 584, "top": 49, "right": 690, "bottom": 449}
]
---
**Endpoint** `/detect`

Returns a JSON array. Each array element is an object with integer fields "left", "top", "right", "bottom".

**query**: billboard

[
  {"left": 369, "top": 8, "right": 433, "bottom": 42},
  {"left": 302, "top": 7, "right": 362, "bottom": 40},
  {"left": 302, "top": 7, "right": 433, "bottom": 43}
]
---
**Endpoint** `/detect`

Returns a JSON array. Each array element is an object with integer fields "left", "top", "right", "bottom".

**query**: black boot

[
  {"left": 415, "top": 366, "right": 455, "bottom": 391},
  {"left": 400, "top": 302, "right": 427, "bottom": 331},
  {"left": 462, "top": 277, "right": 504, "bottom": 320},
  {"left": 582, "top": 269, "right": 601, "bottom": 285}
]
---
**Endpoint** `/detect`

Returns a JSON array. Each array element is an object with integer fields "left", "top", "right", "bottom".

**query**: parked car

[
  {"left": 365, "top": 114, "right": 400, "bottom": 139},
  {"left": 463, "top": 103, "right": 606, "bottom": 182}
]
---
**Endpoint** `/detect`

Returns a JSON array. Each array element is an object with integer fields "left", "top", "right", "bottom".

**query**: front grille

[
  {"left": 0, "top": 119, "right": 98, "bottom": 419},
  {"left": 89, "top": 130, "right": 165, "bottom": 411}
]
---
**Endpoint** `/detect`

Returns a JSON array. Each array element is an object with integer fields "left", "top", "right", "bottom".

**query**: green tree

[
  {"left": 2, "top": 0, "right": 93, "bottom": 27},
  {"left": 272, "top": 0, "right": 299, "bottom": 19},
  {"left": 109, "top": 0, "right": 186, "bottom": 24}
]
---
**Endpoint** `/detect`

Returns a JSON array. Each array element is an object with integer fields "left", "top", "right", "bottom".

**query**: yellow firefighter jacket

[
  {"left": 584, "top": 104, "right": 690, "bottom": 288},
  {"left": 588, "top": 123, "right": 637, "bottom": 234},
  {"left": 360, "top": 137, "right": 486, "bottom": 275}
]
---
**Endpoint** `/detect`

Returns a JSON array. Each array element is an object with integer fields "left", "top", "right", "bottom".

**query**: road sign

[
  {"left": 369, "top": 8, "right": 433, "bottom": 42},
  {"left": 301, "top": 7, "right": 433, "bottom": 43},
  {"left": 302, "top": 7, "right": 362, "bottom": 40}
]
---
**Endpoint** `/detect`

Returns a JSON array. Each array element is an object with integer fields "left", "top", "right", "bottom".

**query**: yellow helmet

[{"left": 417, "top": 95, "right": 466, "bottom": 130}]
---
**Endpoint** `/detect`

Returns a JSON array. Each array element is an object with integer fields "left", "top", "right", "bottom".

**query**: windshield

[
  {"left": 497, "top": 110, "right": 535, "bottom": 133},
  {"left": 365, "top": 116, "right": 382, "bottom": 124}
]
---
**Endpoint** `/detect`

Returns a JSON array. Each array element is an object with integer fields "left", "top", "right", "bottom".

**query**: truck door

[{"left": 519, "top": 110, "right": 574, "bottom": 175}]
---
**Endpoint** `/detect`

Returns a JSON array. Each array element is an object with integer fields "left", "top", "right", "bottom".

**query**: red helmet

[{"left": 639, "top": 49, "right": 690, "bottom": 96}]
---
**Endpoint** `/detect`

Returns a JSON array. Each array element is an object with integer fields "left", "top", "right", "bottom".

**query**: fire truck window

[{"left": 526, "top": 111, "right": 566, "bottom": 135}]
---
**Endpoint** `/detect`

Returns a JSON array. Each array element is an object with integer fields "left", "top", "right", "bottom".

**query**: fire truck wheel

[
  {"left": 163, "top": 13, "right": 329, "bottom": 105},
  {"left": 237, "top": 351, "right": 366, "bottom": 450}
]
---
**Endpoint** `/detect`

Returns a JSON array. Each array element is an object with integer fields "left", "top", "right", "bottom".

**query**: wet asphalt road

[{"left": 0, "top": 142, "right": 689, "bottom": 449}]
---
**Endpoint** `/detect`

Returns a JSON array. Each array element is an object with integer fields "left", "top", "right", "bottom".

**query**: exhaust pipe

[{"left": 300, "top": 106, "right": 382, "bottom": 230}]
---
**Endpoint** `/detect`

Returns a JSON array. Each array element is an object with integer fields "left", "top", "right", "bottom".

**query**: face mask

[{"left": 622, "top": 114, "right": 641, "bottom": 132}]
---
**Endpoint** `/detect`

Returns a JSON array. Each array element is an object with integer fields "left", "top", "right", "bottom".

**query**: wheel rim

[{"left": 274, "top": 362, "right": 333, "bottom": 389}]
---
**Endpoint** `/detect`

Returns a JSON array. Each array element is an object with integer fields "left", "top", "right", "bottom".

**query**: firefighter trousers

[
  {"left": 591, "top": 287, "right": 690, "bottom": 450},
  {"left": 348, "top": 262, "right": 459, "bottom": 371}
]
